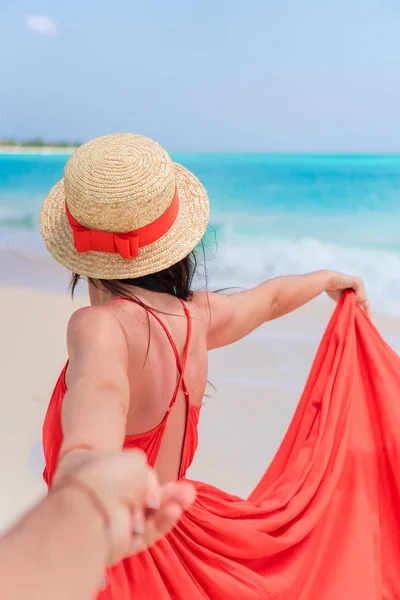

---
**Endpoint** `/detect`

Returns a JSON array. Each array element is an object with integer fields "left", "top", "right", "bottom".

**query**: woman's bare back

[{"left": 92, "top": 292, "right": 208, "bottom": 482}]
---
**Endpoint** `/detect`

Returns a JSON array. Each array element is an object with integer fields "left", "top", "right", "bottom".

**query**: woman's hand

[
  {"left": 324, "top": 271, "right": 370, "bottom": 316},
  {"left": 54, "top": 449, "right": 196, "bottom": 566}
]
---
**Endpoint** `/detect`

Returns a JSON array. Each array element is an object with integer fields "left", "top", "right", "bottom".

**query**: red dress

[{"left": 43, "top": 293, "right": 400, "bottom": 599}]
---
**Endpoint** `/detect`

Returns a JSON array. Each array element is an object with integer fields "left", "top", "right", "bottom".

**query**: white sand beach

[{"left": 1, "top": 282, "right": 399, "bottom": 533}]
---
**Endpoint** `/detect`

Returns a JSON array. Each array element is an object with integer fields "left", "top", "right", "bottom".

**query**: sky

[{"left": 1, "top": 0, "right": 400, "bottom": 152}]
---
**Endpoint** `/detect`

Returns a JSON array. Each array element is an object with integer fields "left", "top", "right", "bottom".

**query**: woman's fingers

[
  {"left": 158, "top": 481, "right": 196, "bottom": 510},
  {"left": 326, "top": 273, "right": 371, "bottom": 317},
  {"left": 352, "top": 277, "right": 371, "bottom": 317},
  {"left": 129, "top": 481, "right": 196, "bottom": 554}
]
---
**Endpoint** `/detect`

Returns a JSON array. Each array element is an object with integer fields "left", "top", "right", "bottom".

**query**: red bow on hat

[{"left": 65, "top": 188, "right": 179, "bottom": 259}]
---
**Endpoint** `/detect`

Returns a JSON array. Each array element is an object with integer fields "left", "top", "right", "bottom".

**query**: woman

[
  {"left": 1, "top": 449, "right": 195, "bottom": 600},
  {"left": 40, "top": 133, "right": 369, "bottom": 599}
]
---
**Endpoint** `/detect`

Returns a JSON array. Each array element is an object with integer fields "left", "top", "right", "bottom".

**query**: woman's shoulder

[
  {"left": 68, "top": 303, "right": 124, "bottom": 329},
  {"left": 66, "top": 304, "right": 129, "bottom": 355}
]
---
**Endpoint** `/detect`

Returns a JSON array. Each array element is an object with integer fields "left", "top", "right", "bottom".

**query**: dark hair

[{"left": 70, "top": 244, "right": 205, "bottom": 304}]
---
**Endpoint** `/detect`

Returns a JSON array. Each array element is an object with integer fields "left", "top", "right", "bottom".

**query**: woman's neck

[
  {"left": 87, "top": 280, "right": 178, "bottom": 313},
  {"left": 88, "top": 282, "right": 114, "bottom": 306},
  {"left": 87, "top": 281, "right": 161, "bottom": 307}
]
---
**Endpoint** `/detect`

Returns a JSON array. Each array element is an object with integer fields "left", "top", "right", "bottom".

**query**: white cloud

[{"left": 26, "top": 15, "right": 59, "bottom": 36}]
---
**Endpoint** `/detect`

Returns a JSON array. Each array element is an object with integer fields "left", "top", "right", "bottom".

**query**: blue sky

[{"left": 1, "top": 0, "right": 400, "bottom": 152}]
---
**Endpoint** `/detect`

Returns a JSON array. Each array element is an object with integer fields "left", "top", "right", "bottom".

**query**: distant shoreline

[
  {"left": 0, "top": 146, "right": 76, "bottom": 155},
  {"left": 2, "top": 146, "right": 400, "bottom": 158}
]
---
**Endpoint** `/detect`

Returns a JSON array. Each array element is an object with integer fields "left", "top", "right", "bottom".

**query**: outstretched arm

[{"left": 203, "top": 270, "right": 369, "bottom": 350}]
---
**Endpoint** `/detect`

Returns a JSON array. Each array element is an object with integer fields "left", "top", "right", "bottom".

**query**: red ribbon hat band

[{"left": 66, "top": 188, "right": 179, "bottom": 260}]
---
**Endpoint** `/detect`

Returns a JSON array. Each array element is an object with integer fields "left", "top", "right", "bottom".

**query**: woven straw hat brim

[{"left": 40, "top": 163, "right": 209, "bottom": 279}]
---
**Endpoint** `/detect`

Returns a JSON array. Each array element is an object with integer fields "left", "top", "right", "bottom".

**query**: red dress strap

[
  {"left": 114, "top": 297, "right": 192, "bottom": 414},
  {"left": 144, "top": 299, "right": 192, "bottom": 413}
]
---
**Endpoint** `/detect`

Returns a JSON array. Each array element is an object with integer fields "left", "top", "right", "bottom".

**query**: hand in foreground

[
  {"left": 324, "top": 271, "right": 370, "bottom": 316},
  {"left": 54, "top": 449, "right": 196, "bottom": 566}
]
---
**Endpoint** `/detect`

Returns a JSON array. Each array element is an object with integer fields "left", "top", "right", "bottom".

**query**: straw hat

[{"left": 40, "top": 133, "right": 209, "bottom": 279}]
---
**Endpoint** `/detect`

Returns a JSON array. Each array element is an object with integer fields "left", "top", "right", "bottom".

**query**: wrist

[
  {"left": 59, "top": 442, "right": 95, "bottom": 462},
  {"left": 54, "top": 449, "right": 95, "bottom": 486},
  {"left": 316, "top": 269, "right": 334, "bottom": 290}
]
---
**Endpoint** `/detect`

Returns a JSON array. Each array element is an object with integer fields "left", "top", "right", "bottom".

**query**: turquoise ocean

[{"left": 1, "top": 152, "right": 400, "bottom": 315}]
